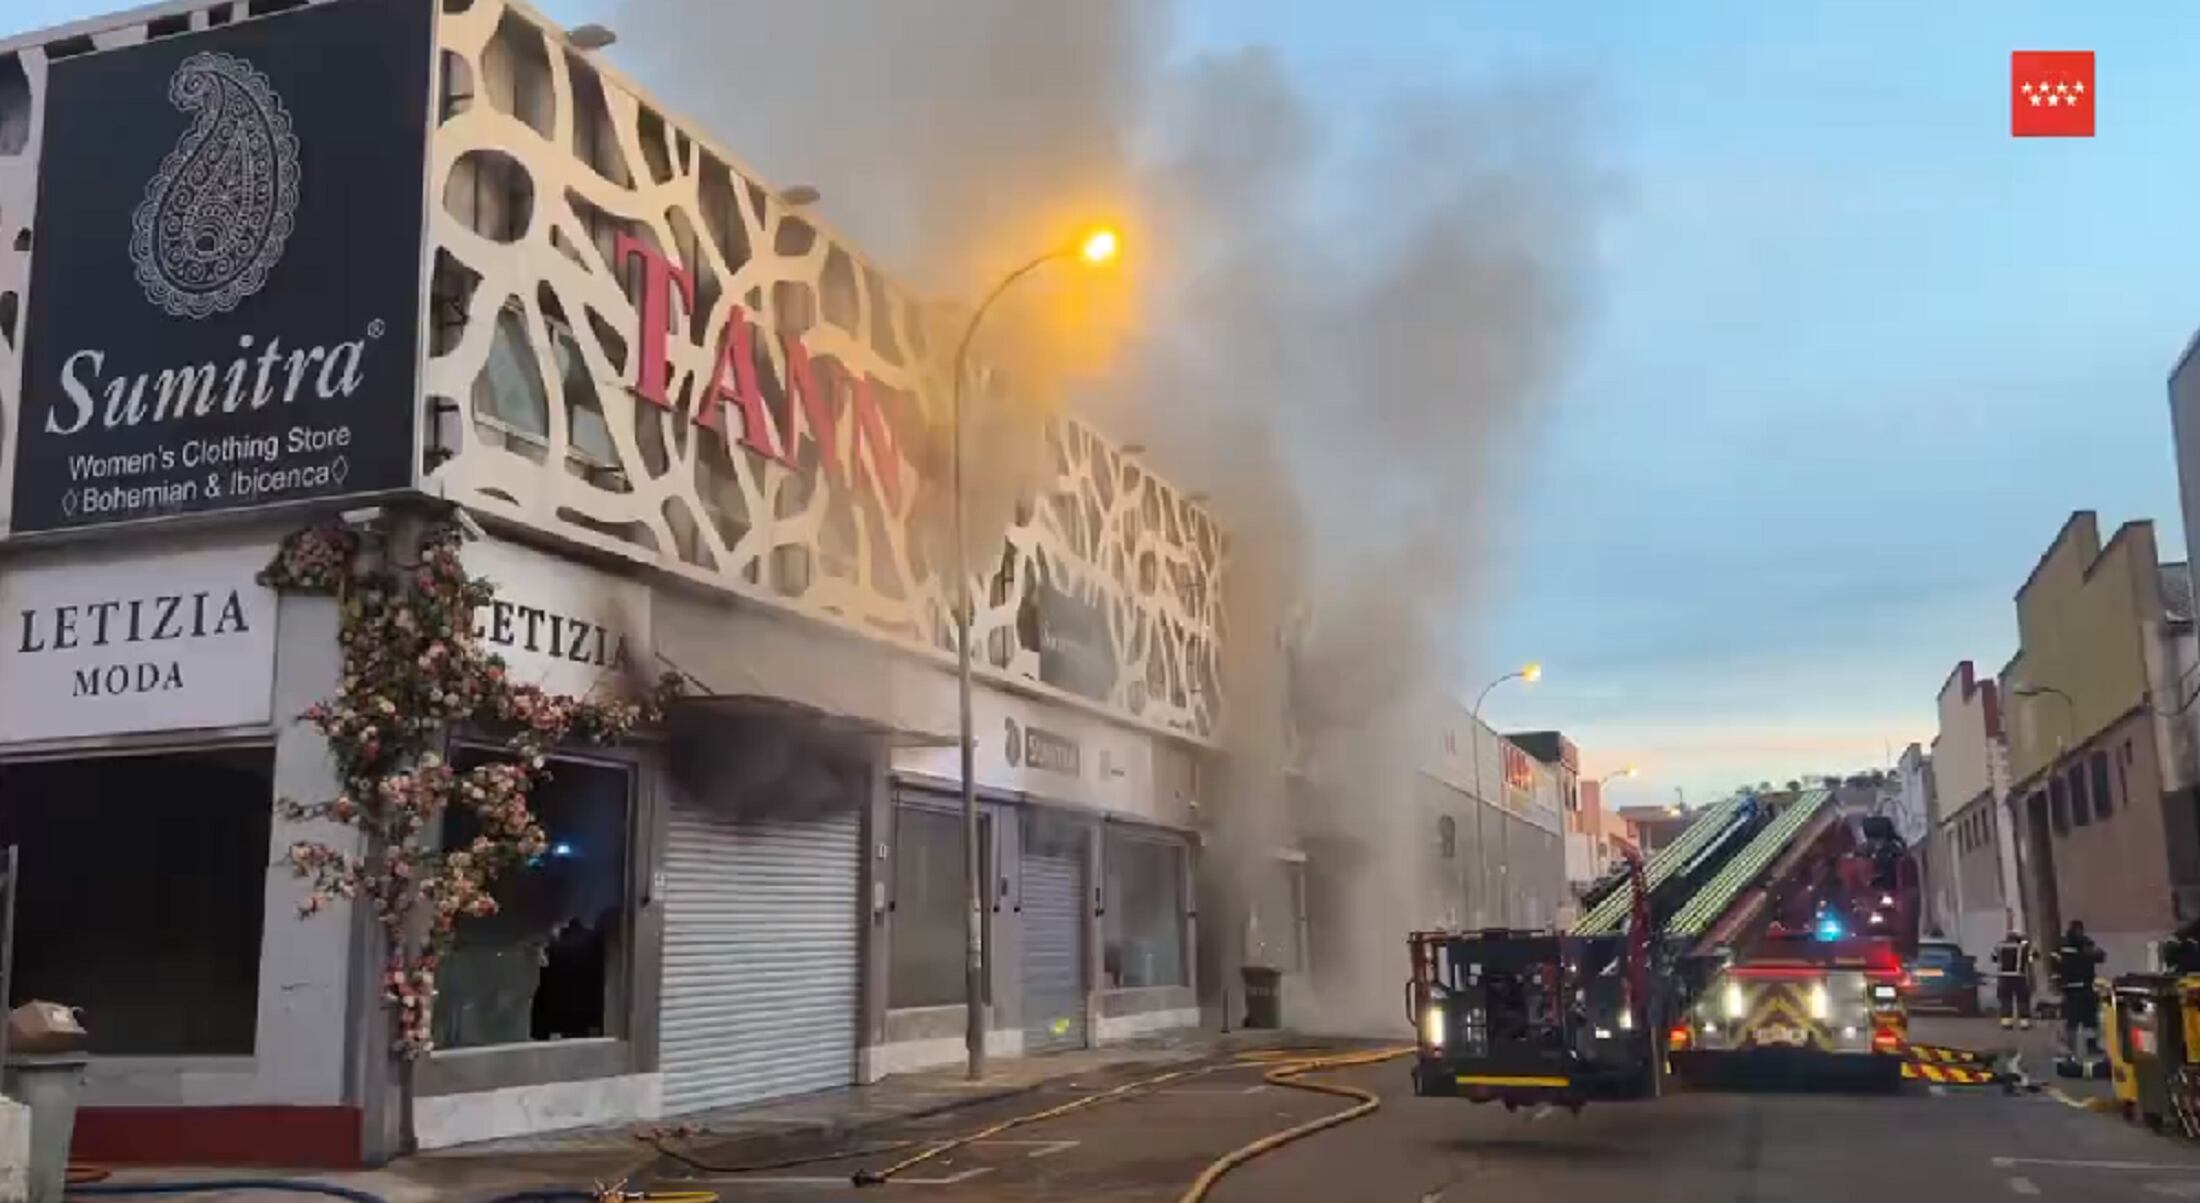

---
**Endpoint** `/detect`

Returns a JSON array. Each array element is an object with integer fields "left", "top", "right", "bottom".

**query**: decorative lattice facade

[{"left": 0, "top": 0, "right": 1225, "bottom": 741}]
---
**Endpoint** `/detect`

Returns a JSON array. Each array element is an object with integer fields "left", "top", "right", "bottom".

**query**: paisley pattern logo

[{"left": 128, "top": 51, "right": 301, "bottom": 320}]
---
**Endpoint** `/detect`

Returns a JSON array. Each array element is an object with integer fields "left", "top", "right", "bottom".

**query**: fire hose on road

[
  {"left": 1176, "top": 1048, "right": 1413, "bottom": 1203},
  {"left": 849, "top": 1045, "right": 1410, "bottom": 1190}
]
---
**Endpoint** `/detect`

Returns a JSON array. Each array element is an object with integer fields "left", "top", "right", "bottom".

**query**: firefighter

[
  {"left": 1993, "top": 928, "right": 2036, "bottom": 1030},
  {"left": 2053, "top": 919, "right": 2107, "bottom": 1069},
  {"left": 2163, "top": 914, "right": 2200, "bottom": 976}
]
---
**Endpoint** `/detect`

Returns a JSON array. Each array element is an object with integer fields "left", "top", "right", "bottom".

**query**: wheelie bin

[
  {"left": 2113, "top": 975, "right": 2184, "bottom": 1132},
  {"left": 2103, "top": 987, "right": 2138, "bottom": 1120}
]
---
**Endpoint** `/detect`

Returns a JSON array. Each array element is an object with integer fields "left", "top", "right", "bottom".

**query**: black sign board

[
  {"left": 12, "top": 0, "right": 434, "bottom": 533},
  {"left": 1030, "top": 583, "right": 1118, "bottom": 702}
]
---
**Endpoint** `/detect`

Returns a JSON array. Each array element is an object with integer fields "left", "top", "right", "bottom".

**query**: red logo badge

[{"left": 2011, "top": 51, "right": 2094, "bottom": 138}]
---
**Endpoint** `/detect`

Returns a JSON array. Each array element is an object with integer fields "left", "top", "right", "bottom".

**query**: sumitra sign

[{"left": 11, "top": 0, "right": 434, "bottom": 533}]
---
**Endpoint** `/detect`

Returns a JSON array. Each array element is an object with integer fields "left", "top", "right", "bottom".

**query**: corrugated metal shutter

[
  {"left": 659, "top": 799, "right": 861, "bottom": 1114},
  {"left": 1021, "top": 847, "right": 1088, "bottom": 1053}
]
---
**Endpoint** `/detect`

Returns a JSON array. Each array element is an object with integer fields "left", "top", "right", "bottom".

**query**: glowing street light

[
  {"left": 950, "top": 226, "right": 1122, "bottom": 1083},
  {"left": 1079, "top": 227, "right": 1122, "bottom": 265}
]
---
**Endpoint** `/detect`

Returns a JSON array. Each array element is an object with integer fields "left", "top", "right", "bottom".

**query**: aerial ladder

[{"left": 1407, "top": 788, "right": 1921, "bottom": 1108}]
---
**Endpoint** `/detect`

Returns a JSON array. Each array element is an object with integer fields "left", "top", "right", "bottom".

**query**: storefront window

[
  {"left": 890, "top": 804, "right": 989, "bottom": 1009},
  {"left": 0, "top": 748, "right": 273, "bottom": 1056},
  {"left": 1104, "top": 832, "right": 1186, "bottom": 988},
  {"left": 435, "top": 751, "right": 632, "bottom": 1049}
]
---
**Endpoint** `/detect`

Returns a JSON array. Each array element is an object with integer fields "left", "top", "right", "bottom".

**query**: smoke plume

[{"left": 614, "top": 0, "right": 1608, "bottom": 1033}]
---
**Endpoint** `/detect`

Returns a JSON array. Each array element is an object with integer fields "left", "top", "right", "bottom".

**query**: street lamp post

[
  {"left": 947, "top": 229, "right": 1119, "bottom": 1082},
  {"left": 1469, "top": 663, "right": 1540, "bottom": 928}
]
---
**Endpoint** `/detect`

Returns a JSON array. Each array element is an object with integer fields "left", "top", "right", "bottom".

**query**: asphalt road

[{"left": 661, "top": 1044, "right": 2200, "bottom": 1203}]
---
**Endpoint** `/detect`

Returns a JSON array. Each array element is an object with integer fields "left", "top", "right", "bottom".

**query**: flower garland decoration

[{"left": 262, "top": 518, "right": 681, "bottom": 1057}]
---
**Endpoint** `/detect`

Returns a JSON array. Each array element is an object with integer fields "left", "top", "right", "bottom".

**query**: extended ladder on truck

[
  {"left": 1664, "top": 793, "right": 1918, "bottom": 1089},
  {"left": 1408, "top": 787, "right": 1919, "bottom": 1107}
]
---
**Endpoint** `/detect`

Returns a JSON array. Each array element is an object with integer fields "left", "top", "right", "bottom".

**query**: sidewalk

[{"left": 83, "top": 1028, "right": 1304, "bottom": 1201}]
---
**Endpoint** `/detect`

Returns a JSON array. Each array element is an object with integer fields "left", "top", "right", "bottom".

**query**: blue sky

[{"left": 11, "top": 0, "right": 2197, "bottom": 807}]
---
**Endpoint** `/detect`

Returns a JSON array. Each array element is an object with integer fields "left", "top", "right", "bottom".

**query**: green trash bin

[{"left": 2115, "top": 974, "right": 2184, "bottom": 1131}]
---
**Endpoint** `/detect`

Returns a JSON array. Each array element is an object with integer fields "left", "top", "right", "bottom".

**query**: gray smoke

[{"left": 613, "top": 1, "right": 1607, "bottom": 1034}]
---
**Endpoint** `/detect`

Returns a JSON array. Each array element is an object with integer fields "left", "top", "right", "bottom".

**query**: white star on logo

[
  {"left": 2056, "top": 81, "right": 2070, "bottom": 93},
  {"left": 2046, "top": 94, "right": 2061, "bottom": 106},
  {"left": 2074, "top": 80, "right": 2086, "bottom": 94},
  {"left": 2029, "top": 93, "right": 2044, "bottom": 106},
  {"left": 2022, "top": 82, "right": 2035, "bottom": 94}
]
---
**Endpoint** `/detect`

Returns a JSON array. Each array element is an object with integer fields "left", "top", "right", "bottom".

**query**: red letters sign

[{"left": 616, "top": 232, "right": 911, "bottom": 511}]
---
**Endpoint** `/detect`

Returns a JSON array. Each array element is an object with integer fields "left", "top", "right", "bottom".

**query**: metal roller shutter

[
  {"left": 659, "top": 799, "right": 861, "bottom": 1114},
  {"left": 1022, "top": 846, "right": 1089, "bottom": 1053}
]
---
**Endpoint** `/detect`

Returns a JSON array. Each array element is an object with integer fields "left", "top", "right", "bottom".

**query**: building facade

[
  {"left": 0, "top": 0, "right": 1218, "bottom": 1164},
  {"left": 1432, "top": 716, "right": 1566, "bottom": 932},
  {"left": 1927, "top": 660, "right": 2015, "bottom": 958},
  {"left": 1998, "top": 513, "right": 2200, "bottom": 975}
]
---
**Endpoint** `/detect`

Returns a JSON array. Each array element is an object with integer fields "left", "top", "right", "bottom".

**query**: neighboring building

[
  {"left": 1508, "top": 730, "right": 1611, "bottom": 902},
  {"left": 1568, "top": 777, "right": 1622, "bottom": 891},
  {"left": 1998, "top": 512, "right": 2200, "bottom": 974},
  {"left": 1890, "top": 744, "right": 1934, "bottom": 848},
  {"left": 1425, "top": 715, "right": 1567, "bottom": 931},
  {"left": 0, "top": 0, "right": 1215, "bottom": 1164},
  {"left": 1616, "top": 805, "right": 1692, "bottom": 857},
  {"left": 1928, "top": 660, "right": 2016, "bottom": 959}
]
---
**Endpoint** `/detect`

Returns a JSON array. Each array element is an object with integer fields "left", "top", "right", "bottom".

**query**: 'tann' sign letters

[{"left": 617, "top": 234, "right": 913, "bottom": 512}]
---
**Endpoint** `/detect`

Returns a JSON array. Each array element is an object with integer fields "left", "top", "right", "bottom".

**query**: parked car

[{"left": 1904, "top": 938, "right": 1984, "bottom": 1015}]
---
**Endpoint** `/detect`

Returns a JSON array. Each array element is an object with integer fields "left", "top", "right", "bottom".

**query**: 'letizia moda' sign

[
  {"left": 0, "top": 540, "right": 279, "bottom": 742},
  {"left": 10, "top": 0, "right": 435, "bottom": 534}
]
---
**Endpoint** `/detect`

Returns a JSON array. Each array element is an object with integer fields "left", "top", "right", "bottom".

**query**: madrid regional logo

[{"left": 129, "top": 51, "right": 301, "bottom": 320}]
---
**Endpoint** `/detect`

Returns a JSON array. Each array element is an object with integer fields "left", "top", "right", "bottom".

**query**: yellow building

[{"left": 1999, "top": 512, "right": 2200, "bottom": 974}]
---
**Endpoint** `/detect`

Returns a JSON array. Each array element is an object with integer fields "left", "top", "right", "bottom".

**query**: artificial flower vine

[{"left": 261, "top": 518, "right": 680, "bottom": 1057}]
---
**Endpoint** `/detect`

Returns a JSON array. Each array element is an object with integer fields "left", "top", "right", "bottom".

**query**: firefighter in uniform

[
  {"left": 2053, "top": 919, "right": 2107, "bottom": 1075},
  {"left": 1993, "top": 928, "right": 2035, "bottom": 1030}
]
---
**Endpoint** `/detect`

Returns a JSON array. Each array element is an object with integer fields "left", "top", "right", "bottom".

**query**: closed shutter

[
  {"left": 659, "top": 799, "right": 861, "bottom": 1114},
  {"left": 1021, "top": 846, "right": 1088, "bottom": 1053}
]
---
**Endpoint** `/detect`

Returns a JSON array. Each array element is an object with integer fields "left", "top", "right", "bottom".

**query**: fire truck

[{"left": 1407, "top": 787, "right": 1920, "bottom": 1109}]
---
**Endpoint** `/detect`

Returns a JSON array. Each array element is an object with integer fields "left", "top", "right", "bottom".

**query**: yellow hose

[
  {"left": 853, "top": 1058, "right": 1244, "bottom": 1185},
  {"left": 1176, "top": 1047, "right": 1413, "bottom": 1203},
  {"left": 851, "top": 1044, "right": 1411, "bottom": 1192}
]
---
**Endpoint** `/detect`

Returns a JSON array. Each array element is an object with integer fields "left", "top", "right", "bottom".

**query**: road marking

[
  {"left": 2008, "top": 1177, "right": 2040, "bottom": 1196},
  {"left": 1019, "top": 1140, "right": 1080, "bottom": 1159},
  {"left": 1158, "top": 1085, "right": 1270, "bottom": 1096},
  {"left": 2039, "top": 1087, "right": 2095, "bottom": 1111},
  {"left": 1930, "top": 1085, "right": 1947, "bottom": 1098},
  {"left": 1996, "top": 1158, "right": 2200, "bottom": 1172},
  {"left": 1530, "top": 1104, "right": 1555, "bottom": 1122},
  {"left": 2146, "top": 1182, "right": 2200, "bottom": 1198}
]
